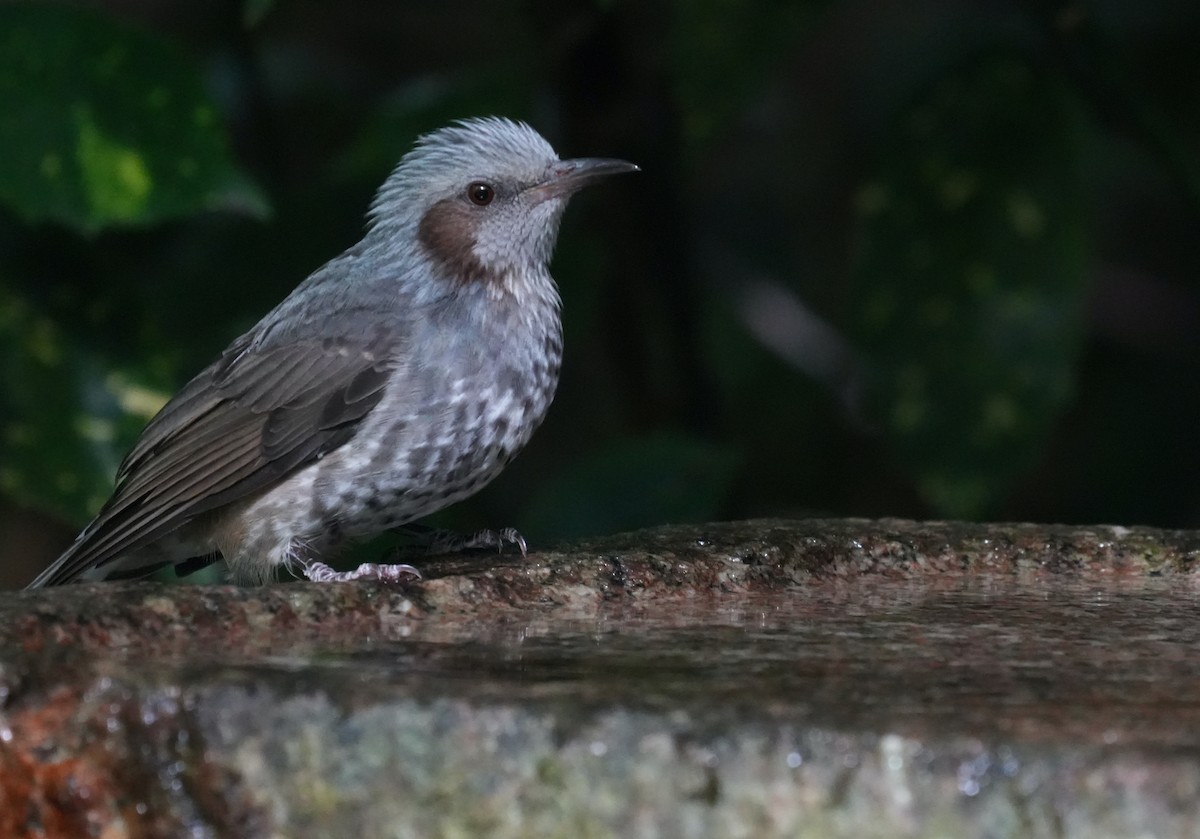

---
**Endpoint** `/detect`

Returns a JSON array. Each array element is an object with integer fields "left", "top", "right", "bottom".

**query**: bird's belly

[{"left": 316, "top": 366, "right": 556, "bottom": 535}]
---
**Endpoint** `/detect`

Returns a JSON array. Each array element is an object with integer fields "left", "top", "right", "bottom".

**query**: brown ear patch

[{"left": 417, "top": 197, "right": 500, "bottom": 285}]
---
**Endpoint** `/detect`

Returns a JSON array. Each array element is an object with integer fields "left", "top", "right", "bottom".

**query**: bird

[{"left": 27, "top": 117, "right": 638, "bottom": 587}]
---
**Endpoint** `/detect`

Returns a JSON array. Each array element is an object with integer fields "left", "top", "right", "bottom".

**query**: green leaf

[
  {"left": 0, "top": 4, "right": 268, "bottom": 232},
  {"left": 851, "top": 54, "right": 1090, "bottom": 519},
  {"left": 521, "top": 434, "right": 740, "bottom": 541}
]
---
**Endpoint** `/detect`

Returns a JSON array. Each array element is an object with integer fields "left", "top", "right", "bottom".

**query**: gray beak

[{"left": 532, "top": 157, "right": 640, "bottom": 201}]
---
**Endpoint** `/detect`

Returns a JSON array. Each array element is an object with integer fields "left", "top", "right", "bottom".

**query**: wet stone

[{"left": 2, "top": 518, "right": 1200, "bottom": 838}]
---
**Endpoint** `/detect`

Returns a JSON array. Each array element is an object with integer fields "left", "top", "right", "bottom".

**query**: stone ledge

[{"left": 3, "top": 518, "right": 1200, "bottom": 837}]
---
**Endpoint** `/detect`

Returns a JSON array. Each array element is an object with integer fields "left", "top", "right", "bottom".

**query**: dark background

[{"left": 2, "top": 0, "right": 1198, "bottom": 588}]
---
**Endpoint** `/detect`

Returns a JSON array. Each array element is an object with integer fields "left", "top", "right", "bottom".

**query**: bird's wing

[{"left": 30, "top": 324, "right": 398, "bottom": 586}]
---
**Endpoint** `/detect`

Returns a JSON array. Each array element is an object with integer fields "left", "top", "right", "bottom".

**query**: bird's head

[{"left": 368, "top": 117, "right": 637, "bottom": 290}]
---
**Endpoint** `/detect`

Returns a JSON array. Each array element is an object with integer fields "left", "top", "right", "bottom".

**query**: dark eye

[{"left": 467, "top": 182, "right": 494, "bottom": 206}]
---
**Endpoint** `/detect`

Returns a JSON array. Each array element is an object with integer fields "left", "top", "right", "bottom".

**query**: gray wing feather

[{"left": 29, "top": 323, "right": 397, "bottom": 587}]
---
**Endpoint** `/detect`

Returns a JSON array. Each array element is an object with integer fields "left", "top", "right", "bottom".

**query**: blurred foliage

[
  {"left": 852, "top": 54, "right": 1089, "bottom": 518},
  {"left": 522, "top": 433, "right": 741, "bottom": 541},
  {"left": 670, "top": 0, "right": 825, "bottom": 154},
  {"left": 0, "top": 285, "right": 174, "bottom": 524},
  {"left": 0, "top": 4, "right": 267, "bottom": 231},
  {"left": 1, "top": 0, "right": 1198, "bottom": 585},
  {"left": 0, "top": 2, "right": 266, "bottom": 525}
]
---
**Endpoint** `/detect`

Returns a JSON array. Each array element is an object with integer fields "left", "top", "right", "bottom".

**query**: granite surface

[{"left": 2, "top": 518, "right": 1200, "bottom": 838}]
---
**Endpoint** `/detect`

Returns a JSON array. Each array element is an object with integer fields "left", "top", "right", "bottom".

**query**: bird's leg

[{"left": 300, "top": 557, "right": 422, "bottom": 583}]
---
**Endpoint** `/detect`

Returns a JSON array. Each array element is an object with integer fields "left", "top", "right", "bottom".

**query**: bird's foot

[
  {"left": 301, "top": 559, "right": 422, "bottom": 584},
  {"left": 428, "top": 526, "right": 528, "bottom": 556}
]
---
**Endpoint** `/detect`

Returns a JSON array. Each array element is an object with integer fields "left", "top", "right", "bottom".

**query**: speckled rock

[{"left": 2, "top": 518, "right": 1200, "bottom": 838}]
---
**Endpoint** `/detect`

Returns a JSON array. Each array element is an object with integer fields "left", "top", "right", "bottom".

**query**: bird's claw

[{"left": 429, "top": 526, "right": 527, "bottom": 556}]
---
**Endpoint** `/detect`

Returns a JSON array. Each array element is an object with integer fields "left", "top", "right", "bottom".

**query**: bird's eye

[{"left": 467, "top": 182, "right": 495, "bottom": 206}]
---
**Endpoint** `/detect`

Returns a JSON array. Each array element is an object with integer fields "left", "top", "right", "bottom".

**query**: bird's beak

[{"left": 531, "top": 157, "right": 640, "bottom": 201}]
